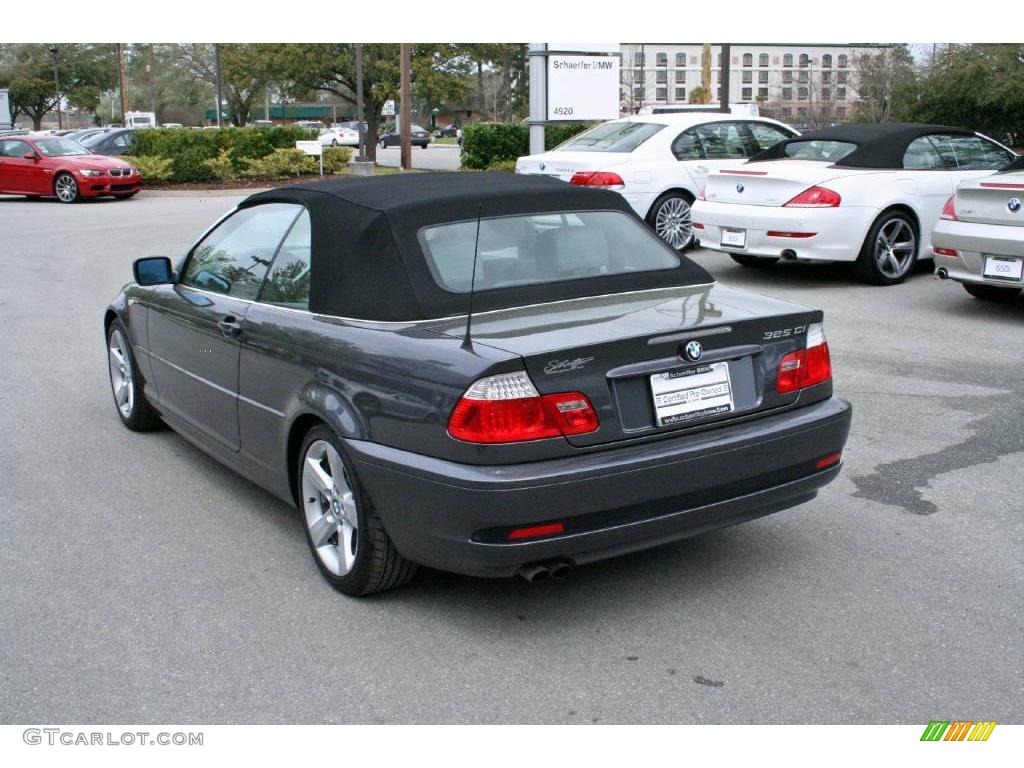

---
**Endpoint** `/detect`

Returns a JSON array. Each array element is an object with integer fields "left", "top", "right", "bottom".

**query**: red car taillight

[
  {"left": 776, "top": 323, "right": 831, "bottom": 394},
  {"left": 783, "top": 186, "right": 841, "bottom": 208},
  {"left": 447, "top": 371, "right": 599, "bottom": 444},
  {"left": 939, "top": 196, "right": 958, "bottom": 221},
  {"left": 570, "top": 171, "right": 625, "bottom": 189}
]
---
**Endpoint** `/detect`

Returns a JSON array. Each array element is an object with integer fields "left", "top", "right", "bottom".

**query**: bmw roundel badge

[
  {"left": 736, "top": 183, "right": 745, "bottom": 194},
  {"left": 1008, "top": 197, "right": 1021, "bottom": 213},
  {"left": 684, "top": 340, "right": 703, "bottom": 361}
]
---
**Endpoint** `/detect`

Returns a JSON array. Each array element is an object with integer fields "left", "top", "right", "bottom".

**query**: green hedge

[
  {"left": 130, "top": 126, "right": 317, "bottom": 182},
  {"left": 459, "top": 122, "right": 593, "bottom": 170}
]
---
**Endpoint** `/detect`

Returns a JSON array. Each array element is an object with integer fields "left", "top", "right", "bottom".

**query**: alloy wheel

[
  {"left": 873, "top": 217, "right": 916, "bottom": 279},
  {"left": 107, "top": 329, "right": 135, "bottom": 418},
  {"left": 55, "top": 173, "right": 78, "bottom": 203},
  {"left": 301, "top": 440, "right": 359, "bottom": 577},
  {"left": 654, "top": 196, "right": 693, "bottom": 250}
]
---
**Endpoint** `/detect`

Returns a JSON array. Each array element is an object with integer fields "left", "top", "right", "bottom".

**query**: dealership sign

[
  {"left": 0, "top": 88, "right": 11, "bottom": 129},
  {"left": 546, "top": 54, "right": 620, "bottom": 121}
]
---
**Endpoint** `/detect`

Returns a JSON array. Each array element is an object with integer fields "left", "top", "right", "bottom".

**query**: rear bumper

[
  {"left": 692, "top": 200, "right": 874, "bottom": 262},
  {"left": 932, "top": 218, "right": 1024, "bottom": 287},
  {"left": 347, "top": 396, "right": 852, "bottom": 577}
]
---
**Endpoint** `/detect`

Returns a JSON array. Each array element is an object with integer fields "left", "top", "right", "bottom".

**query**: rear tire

[
  {"left": 963, "top": 283, "right": 1022, "bottom": 302},
  {"left": 297, "top": 425, "right": 418, "bottom": 596},
  {"left": 730, "top": 253, "right": 779, "bottom": 269},
  {"left": 854, "top": 211, "right": 918, "bottom": 285},
  {"left": 646, "top": 191, "right": 695, "bottom": 251}
]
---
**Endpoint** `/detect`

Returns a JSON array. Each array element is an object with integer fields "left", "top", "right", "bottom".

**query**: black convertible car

[{"left": 105, "top": 173, "right": 852, "bottom": 595}]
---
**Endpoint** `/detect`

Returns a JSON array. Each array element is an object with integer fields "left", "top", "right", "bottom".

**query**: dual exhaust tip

[
  {"left": 937, "top": 268, "right": 949, "bottom": 280},
  {"left": 516, "top": 559, "right": 574, "bottom": 583}
]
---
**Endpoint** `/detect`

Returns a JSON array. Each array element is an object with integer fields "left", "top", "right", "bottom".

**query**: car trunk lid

[
  {"left": 704, "top": 161, "right": 879, "bottom": 206},
  {"left": 954, "top": 174, "right": 1024, "bottom": 226},
  {"left": 515, "top": 151, "right": 630, "bottom": 183}
]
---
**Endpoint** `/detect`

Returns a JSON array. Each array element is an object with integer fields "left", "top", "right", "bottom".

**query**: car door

[
  {"left": 745, "top": 121, "right": 797, "bottom": 154},
  {"left": 146, "top": 203, "right": 303, "bottom": 452},
  {"left": 0, "top": 139, "right": 46, "bottom": 194},
  {"left": 896, "top": 135, "right": 956, "bottom": 250},
  {"left": 106, "top": 131, "right": 132, "bottom": 156},
  {"left": 673, "top": 121, "right": 754, "bottom": 192},
  {"left": 939, "top": 133, "right": 1016, "bottom": 186}
]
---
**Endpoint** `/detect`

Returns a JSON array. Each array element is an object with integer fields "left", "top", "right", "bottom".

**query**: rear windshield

[
  {"left": 782, "top": 140, "right": 857, "bottom": 162},
  {"left": 419, "top": 211, "right": 680, "bottom": 293},
  {"left": 555, "top": 121, "right": 664, "bottom": 153}
]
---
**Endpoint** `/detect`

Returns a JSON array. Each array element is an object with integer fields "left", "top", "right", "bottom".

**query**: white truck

[{"left": 124, "top": 111, "right": 158, "bottom": 129}]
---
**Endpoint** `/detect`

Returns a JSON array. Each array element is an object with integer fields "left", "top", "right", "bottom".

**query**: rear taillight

[
  {"left": 448, "top": 371, "right": 599, "bottom": 444},
  {"left": 933, "top": 246, "right": 959, "bottom": 257},
  {"left": 783, "top": 186, "right": 841, "bottom": 208},
  {"left": 570, "top": 171, "right": 625, "bottom": 189},
  {"left": 776, "top": 322, "right": 831, "bottom": 394},
  {"left": 939, "top": 196, "right": 958, "bottom": 221}
]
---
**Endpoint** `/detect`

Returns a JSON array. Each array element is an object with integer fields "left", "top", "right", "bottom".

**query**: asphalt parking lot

[{"left": 1, "top": 191, "right": 1021, "bottom": 725}]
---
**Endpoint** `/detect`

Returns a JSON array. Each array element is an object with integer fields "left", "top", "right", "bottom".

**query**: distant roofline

[{"left": 620, "top": 43, "right": 896, "bottom": 48}]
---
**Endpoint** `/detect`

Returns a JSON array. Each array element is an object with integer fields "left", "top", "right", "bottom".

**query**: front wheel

[
  {"left": 298, "top": 426, "right": 417, "bottom": 596},
  {"left": 963, "top": 283, "right": 1022, "bottom": 302},
  {"left": 730, "top": 253, "right": 779, "bottom": 269},
  {"left": 107, "top": 320, "right": 161, "bottom": 431},
  {"left": 54, "top": 172, "right": 80, "bottom": 204},
  {"left": 854, "top": 211, "right": 918, "bottom": 285},
  {"left": 647, "top": 192, "right": 695, "bottom": 251}
]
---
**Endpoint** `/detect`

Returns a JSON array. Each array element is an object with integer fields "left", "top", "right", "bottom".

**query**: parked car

[
  {"left": 80, "top": 128, "right": 135, "bottom": 157},
  {"left": 379, "top": 124, "right": 431, "bottom": 148},
  {"left": 294, "top": 120, "right": 325, "bottom": 132},
  {"left": 516, "top": 113, "right": 798, "bottom": 251},
  {"left": 434, "top": 125, "right": 458, "bottom": 138},
  {"left": 65, "top": 127, "right": 111, "bottom": 144},
  {"left": 0, "top": 135, "right": 140, "bottom": 202},
  {"left": 249, "top": 120, "right": 274, "bottom": 128},
  {"left": 104, "top": 173, "right": 851, "bottom": 595},
  {"left": 932, "top": 155, "right": 1024, "bottom": 302},
  {"left": 691, "top": 123, "right": 1018, "bottom": 285},
  {"left": 318, "top": 127, "right": 359, "bottom": 147},
  {"left": 163, "top": 122, "right": 184, "bottom": 129}
]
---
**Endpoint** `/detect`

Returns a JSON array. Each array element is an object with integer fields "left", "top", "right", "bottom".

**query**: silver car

[{"left": 933, "top": 156, "right": 1024, "bottom": 302}]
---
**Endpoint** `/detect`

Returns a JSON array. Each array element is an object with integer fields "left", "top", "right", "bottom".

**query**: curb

[{"left": 140, "top": 188, "right": 272, "bottom": 198}]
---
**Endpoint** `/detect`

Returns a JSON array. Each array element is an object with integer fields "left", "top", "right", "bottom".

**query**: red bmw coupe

[{"left": 0, "top": 134, "right": 142, "bottom": 203}]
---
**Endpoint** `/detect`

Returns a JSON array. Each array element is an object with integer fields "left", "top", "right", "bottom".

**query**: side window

[
  {"left": 113, "top": 134, "right": 130, "bottom": 149},
  {"left": 182, "top": 203, "right": 302, "bottom": 300},
  {"left": 671, "top": 129, "right": 704, "bottom": 160},
  {"left": 2, "top": 140, "right": 34, "bottom": 158},
  {"left": 259, "top": 210, "right": 312, "bottom": 309},
  {"left": 902, "top": 136, "right": 945, "bottom": 170},
  {"left": 748, "top": 122, "right": 794, "bottom": 153},
  {"left": 943, "top": 135, "right": 1014, "bottom": 170},
  {"left": 695, "top": 123, "right": 748, "bottom": 160}
]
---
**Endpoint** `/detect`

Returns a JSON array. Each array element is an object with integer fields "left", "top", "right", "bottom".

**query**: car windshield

[
  {"left": 34, "top": 138, "right": 91, "bottom": 157},
  {"left": 419, "top": 210, "right": 680, "bottom": 293},
  {"left": 80, "top": 132, "right": 113, "bottom": 147},
  {"left": 782, "top": 140, "right": 857, "bottom": 162},
  {"left": 555, "top": 121, "right": 665, "bottom": 153}
]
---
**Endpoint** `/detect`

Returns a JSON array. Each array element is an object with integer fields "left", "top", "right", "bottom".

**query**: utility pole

[
  {"left": 399, "top": 43, "right": 411, "bottom": 171},
  {"left": 527, "top": 43, "right": 546, "bottom": 156},
  {"left": 47, "top": 45, "right": 61, "bottom": 130},
  {"left": 214, "top": 43, "right": 224, "bottom": 128},
  {"left": 117, "top": 43, "right": 129, "bottom": 125},
  {"left": 355, "top": 43, "right": 367, "bottom": 161},
  {"left": 719, "top": 43, "right": 731, "bottom": 113}
]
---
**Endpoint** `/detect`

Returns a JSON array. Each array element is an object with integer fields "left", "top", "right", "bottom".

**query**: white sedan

[
  {"left": 691, "top": 123, "right": 1017, "bottom": 284},
  {"left": 932, "top": 157, "right": 1024, "bottom": 302},
  {"left": 319, "top": 127, "right": 359, "bottom": 147},
  {"left": 515, "top": 112, "right": 797, "bottom": 250}
]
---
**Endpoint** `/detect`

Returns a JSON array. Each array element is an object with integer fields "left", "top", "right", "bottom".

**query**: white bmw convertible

[{"left": 691, "top": 123, "right": 1017, "bottom": 284}]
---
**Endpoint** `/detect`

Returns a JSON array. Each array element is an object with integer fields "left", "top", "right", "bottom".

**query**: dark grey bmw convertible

[{"left": 105, "top": 173, "right": 852, "bottom": 595}]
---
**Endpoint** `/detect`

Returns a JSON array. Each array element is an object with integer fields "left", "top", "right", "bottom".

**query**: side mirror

[{"left": 133, "top": 256, "right": 174, "bottom": 286}]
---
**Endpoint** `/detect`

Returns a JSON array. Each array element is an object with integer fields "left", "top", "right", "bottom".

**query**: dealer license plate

[
  {"left": 982, "top": 255, "right": 1023, "bottom": 281},
  {"left": 721, "top": 228, "right": 746, "bottom": 248},
  {"left": 650, "top": 363, "right": 734, "bottom": 427}
]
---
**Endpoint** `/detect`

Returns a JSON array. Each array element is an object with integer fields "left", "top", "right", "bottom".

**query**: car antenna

[{"left": 461, "top": 203, "right": 483, "bottom": 351}]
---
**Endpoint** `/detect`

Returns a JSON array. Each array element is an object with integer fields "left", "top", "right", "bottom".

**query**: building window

[
  {"left": 758, "top": 87, "right": 768, "bottom": 100},
  {"left": 781, "top": 106, "right": 793, "bottom": 117},
  {"left": 742, "top": 87, "right": 752, "bottom": 100},
  {"left": 797, "top": 106, "right": 808, "bottom": 117},
  {"left": 742, "top": 71, "right": 752, "bottom": 84},
  {"left": 799, "top": 53, "right": 809, "bottom": 68},
  {"left": 821, "top": 88, "right": 831, "bottom": 101},
  {"left": 822, "top": 54, "right": 833, "bottom": 68},
  {"left": 798, "top": 71, "right": 809, "bottom": 84},
  {"left": 743, "top": 53, "right": 753, "bottom": 67},
  {"left": 822, "top": 71, "right": 832, "bottom": 84},
  {"left": 838, "top": 54, "right": 849, "bottom": 68},
  {"left": 782, "top": 71, "right": 793, "bottom": 84},
  {"left": 633, "top": 86, "right": 645, "bottom": 100},
  {"left": 656, "top": 70, "right": 667, "bottom": 84},
  {"left": 798, "top": 86, "right": 808, "bottom": 100},
  {"left": 759, "top": 70, "right": 769, "bottom": 83},
  {"left": 676, "top": 87, "right": 687, "bottom": 100},
  {"left": 633, "top": 69, "right": 643, "bottom": 84},
  {"left": 634, "top": 51, "right": 644, "bottom": 67},
  {"left": 656, "top": 52, "right": 667, "bottom": 67},
  {"left": 836, "top": 106, "right": 846, "bottom": 118},
  {"left": 759, "top": 53, "right": 769, "bottom": 67},
  {"left": 783, "top": 53, "right": 793, "bottom": 67},
  {"left": 656, "top": 87, "right": 667, "bottom": 101},
  {"left": 782, "top": 87, "right": 792, "bottom": 100},
  {"left": 837, "top": 71, "right": 848, "bottom": 84},
  {"left": 676, "top": 52, "right": 686, "bottom": 67},
  {"left": 837, "top": 87, "right": 847, "bottom": 100},
  {"left": 675, "top": 70, "right": 686, "bottom": 83}
]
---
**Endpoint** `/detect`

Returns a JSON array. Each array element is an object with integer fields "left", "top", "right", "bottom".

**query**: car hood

[{"left": 59, "top": 155, "right": 131, "bottom": 171}]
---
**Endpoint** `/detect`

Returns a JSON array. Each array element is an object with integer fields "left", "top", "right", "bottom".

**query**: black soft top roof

[
  {"left": 1000, "top": 154, "right": 1024, "bottom": 173},
  {"left": 750, "top": 122, "right": 976, "bottom": 169},
  {"left": 241, "top": 173, "right": 711, "bottom": 321}
]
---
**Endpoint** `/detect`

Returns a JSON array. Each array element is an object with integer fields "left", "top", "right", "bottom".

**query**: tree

[
  {"left": 854, "top": 45, "right": 917, "bottom": 123},
  {"left": 688, "top": 85, "right": 709, "bottom": 104},
  {"left": 177, "top": 44, "right": 279, "bottom": 126}
]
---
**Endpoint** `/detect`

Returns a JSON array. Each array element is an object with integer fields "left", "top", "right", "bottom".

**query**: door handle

[{"left": 217, "top": 316, "right": 243, "bottom": 338}]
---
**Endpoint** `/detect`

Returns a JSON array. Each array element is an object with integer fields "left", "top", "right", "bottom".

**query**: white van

[{"left": 124, "top": 112, "right": 158, "bottom": 129}]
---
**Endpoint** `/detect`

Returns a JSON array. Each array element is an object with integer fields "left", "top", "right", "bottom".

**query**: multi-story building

[{"left": 620, "top": 43, "right": 894, "bottom": 124}]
